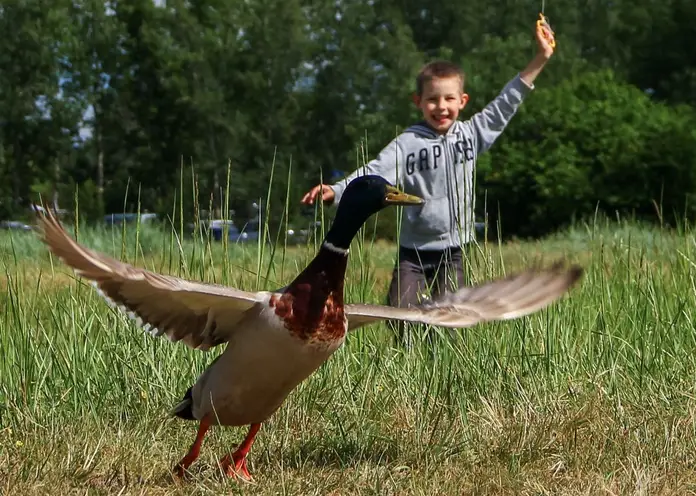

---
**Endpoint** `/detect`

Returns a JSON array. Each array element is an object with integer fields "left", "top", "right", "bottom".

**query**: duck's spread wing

[
  {"left": 346, "top": 264, "right": 583, "bottom": 331},
  {"left": 37, "top": 209, "right": 264, "bottom": 351}
]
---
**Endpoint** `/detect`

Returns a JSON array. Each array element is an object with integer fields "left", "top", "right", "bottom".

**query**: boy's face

[{"left": 413, "top": 76, "right": 469, "bottom": 134}]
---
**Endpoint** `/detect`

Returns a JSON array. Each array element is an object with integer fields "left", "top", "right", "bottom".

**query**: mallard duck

[{"left": 36, "top": 175, "right": 582, "bottom": 481}]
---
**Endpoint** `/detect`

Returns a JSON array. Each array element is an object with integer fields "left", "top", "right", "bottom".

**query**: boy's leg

[
  {"left": 387, "top": 249, "right": 428, "bottom": 349},
  {"left": 432, "top": 246, "right": 466, "bottom": 297},
  {"left": 432, "top": 246, "right": 467, "bottom": 340}
]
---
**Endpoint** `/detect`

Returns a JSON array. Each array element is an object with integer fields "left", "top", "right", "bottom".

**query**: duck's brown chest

[
  {"left": 269, "top": 282, "right": 346, "bottom": 343},
  {"left": 268, "top": 252, "right": 348, "bottom": 344}
]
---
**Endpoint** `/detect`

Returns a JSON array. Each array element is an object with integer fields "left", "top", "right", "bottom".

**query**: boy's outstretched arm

[
  {"left": 301, "top": 138, "right": 403, "bottom": 206},
  {"left": 520, "top": 21, "right": 556, "bottom": 85},
  {"left": 466, "top": 21, "right": 556, "bottom": 155}
]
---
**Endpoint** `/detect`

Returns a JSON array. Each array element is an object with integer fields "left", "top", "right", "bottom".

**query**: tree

[
  {"left": 0, "top": 0, "right": 81, "bottom": 216},
  {"left": 478, "top": 69, "right": 696, "bottom": 237}
]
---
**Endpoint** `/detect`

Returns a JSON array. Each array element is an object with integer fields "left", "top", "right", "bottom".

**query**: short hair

[{"left": 415, "top": 60, "right": 466, "bottom": 96}]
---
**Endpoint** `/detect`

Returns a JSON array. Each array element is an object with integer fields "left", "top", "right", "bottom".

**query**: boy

[{"left": 301, "top": 21, "right": 556, "bottom": 347}]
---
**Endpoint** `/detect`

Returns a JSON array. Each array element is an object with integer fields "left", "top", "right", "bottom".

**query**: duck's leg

[
  {"left": 173, "top": 416, "right": 211, "bottom": 477},
  {"left": 219, "top": 423, "right": 262, "bottom": 481}
]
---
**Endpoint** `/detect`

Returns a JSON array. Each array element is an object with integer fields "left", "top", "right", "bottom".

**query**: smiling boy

[{"left": 302, "top": 21, "right": 556, "bottom": 346}]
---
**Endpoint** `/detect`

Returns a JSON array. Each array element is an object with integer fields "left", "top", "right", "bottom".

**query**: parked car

[
  {"left": 287, "top": 221, "right": 322, "bottom": 245},
  {"left": 0, "top": 220, "right": 33, "bottom": 231},
  {"left": 206, "top": 220, "right": 260, "bottom": 243},
  {"left": 104, "top": 212, "right": 158, "bottom": 226}
]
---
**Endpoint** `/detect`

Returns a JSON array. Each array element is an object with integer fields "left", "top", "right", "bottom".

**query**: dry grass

[{"left": 4, "top": 392, "right": 696, "bottom": 495}]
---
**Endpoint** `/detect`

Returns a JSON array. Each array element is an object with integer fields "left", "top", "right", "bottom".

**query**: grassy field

[{"left": 2, "top": 216, "right": 696, "bottom": 495}]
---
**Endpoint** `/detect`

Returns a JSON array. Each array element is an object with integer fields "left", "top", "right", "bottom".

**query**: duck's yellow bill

[{"left": 384, "top": 185, "right": 425, "bottom": 206}]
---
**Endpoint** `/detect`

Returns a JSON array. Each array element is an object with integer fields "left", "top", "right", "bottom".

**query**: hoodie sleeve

[
  {"left": 464, "top": 74, "right": 534, "bottom": 155},
  {"left": 330, "top": 137, "right": 404, "bottom": 206}
]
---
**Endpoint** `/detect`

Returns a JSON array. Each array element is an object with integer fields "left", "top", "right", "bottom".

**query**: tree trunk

[
  {"left": 97, "top": 126, "right": 104, "bottom": 210},
  {"left": 53, "top": 158, "right": 60, "bottom": 211}
]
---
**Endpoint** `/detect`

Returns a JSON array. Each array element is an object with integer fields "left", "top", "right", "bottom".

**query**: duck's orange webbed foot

[
  {"left": 173, "top": 416, "right": 211, "bottom": 478},
  {"left": 219, "top": 423, "right": 261, "bottom": 481}
]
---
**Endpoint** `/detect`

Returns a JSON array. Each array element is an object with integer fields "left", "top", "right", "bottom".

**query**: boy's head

[{"left": 413, "top": 60, "right": 469, "bottom": 134}]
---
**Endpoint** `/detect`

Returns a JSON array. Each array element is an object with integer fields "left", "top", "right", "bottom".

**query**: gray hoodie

[{"left": 331, "top": 73, "right": 533, "bottom": 251}]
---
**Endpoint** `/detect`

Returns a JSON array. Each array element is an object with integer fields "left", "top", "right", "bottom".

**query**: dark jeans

[{"left": 386, "top": 245, "right": 466, "bottom": 347}]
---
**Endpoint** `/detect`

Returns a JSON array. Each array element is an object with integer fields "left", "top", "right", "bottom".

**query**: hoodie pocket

[{"left": 407, "top": 196, "right": 451, "bottom": 236}]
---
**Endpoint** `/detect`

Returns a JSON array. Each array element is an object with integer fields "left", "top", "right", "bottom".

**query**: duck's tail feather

[{"left": 171, "top": 386, "right": 195, "bottom": 420}]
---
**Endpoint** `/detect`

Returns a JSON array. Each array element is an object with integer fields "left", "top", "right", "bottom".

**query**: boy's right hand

[{"left": 301, "top": 184, "right": 335, "bottom": 205}]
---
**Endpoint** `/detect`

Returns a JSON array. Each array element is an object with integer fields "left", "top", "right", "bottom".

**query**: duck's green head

[{"left": 324, "top": 175, "right": 424, "bottom": 251}]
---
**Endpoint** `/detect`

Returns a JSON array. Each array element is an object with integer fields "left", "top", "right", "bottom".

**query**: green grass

[{"left": 2, "top": 216, "right": 696, "bottom": 495}]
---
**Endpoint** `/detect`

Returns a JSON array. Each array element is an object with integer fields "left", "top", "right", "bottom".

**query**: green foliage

[
  {"left": 0, "top": 0, "right": 694, "bottom": 241},
  {"left": 0, "top": 0, "right": 79, "bottom": 216},
  {"left": 478, "top": 69, "right": 696, "bottom": 237}
]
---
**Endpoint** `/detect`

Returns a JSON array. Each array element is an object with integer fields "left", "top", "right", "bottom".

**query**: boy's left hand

[
  {"left": 536, "top": 18, "right": 556, "bottom": 59},
  {"left": 520, "top": 16, "right": 555, "bottom": 85}
]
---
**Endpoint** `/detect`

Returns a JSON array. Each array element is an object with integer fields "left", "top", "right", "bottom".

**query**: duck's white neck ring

[{"left": 322, "top": 241, "right": 349, "bottom": 255}]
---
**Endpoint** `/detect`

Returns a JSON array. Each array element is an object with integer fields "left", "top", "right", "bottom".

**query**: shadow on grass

[{"left": 278, "top": 435, "right": 401, "bottom": 470}]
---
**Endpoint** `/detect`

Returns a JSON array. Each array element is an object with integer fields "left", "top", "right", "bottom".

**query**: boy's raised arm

[
  {"left": 465, "top": 21, "right": 556, "bottom": 155},
  {"left": 520, "top": 20, "right": 555, "bottom": 86}
]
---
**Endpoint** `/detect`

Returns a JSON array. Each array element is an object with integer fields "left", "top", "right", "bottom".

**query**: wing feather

[
  {"left": 346, "top": 263, "right": 582, "bottom": 331},
  {"left": 37, "top": 209, "right": 264, "bottom": 350}
]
